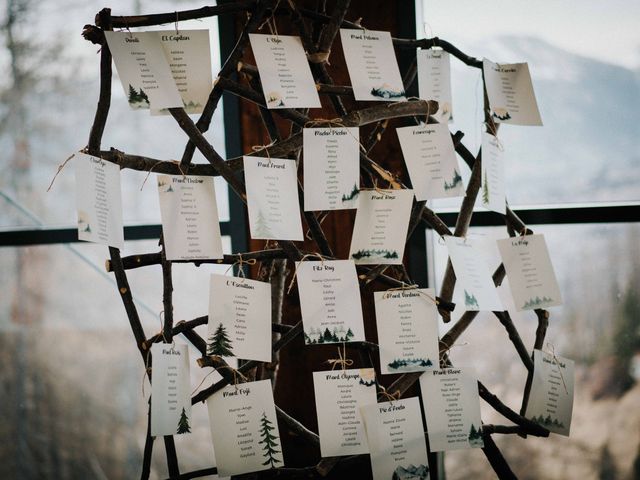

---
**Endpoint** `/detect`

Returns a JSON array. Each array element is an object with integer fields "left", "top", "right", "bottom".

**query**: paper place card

[
  {"left": 340, "top": 29, "right": 406, "bottom": 102},
  {"left": 296, "top": 260, "right": 365, "bottom": 345},
  {"left": 303, "top": 127, "right": 360, "bottom": 211},
  {"left": 480, "top": 131, "right": 506, "bottom": 214},
  {"left": 444, "top": 236, "right": 502, "bottom": 311},
  {"left": 419, "top": 368, "right": 483, "bottom": 452},
  {"left": 157, "top": 175, "right": 223, "bottom": 260},
  {"left": 396, "top": 123, "right": 464, "bottom": 201},
  {"left": 349, "top": 189, "right": 414, "bottom": 265},
  {"left": 243, "top": 156, "right": 304, "bottom": 241},
  {"left": 249, "top": 34, "right": 321, "bottom": 109},
  {"left": 497, "top": 234, "right": 562, "bottom": 311},
  {"left": 361, "top": 398, "right": 430, "bottom": 480},
  {"left": 151, "top": 343, "right": 191, "bottom": 437},
  {"left": 483, "top": 60, "right": 542, "bottom": 126},
  {"left": 207, "top": 379, "right": 284, "bottom": 476},
  {"left": 417, "top": 49, "right": 452, "bottom": 122},
  {"left": 151, "top": 30, "right": 212, "bottom": 115},
  {"left": 524, "top": 350, "right": 574, "bottom": 436},
  {"left": 313, "top": 368, "right": 377, "bottom": 457},
  {"left": 104, "top": 31, "right": 183, "bottom": 110},
  {"left": 208, "top": 274, "right": 271, "bottom": 362},
  {"left": 374, "top": 288, "right": 439, "bottom": 374},
  {"left": 75, "top": 153, "right": 124, "bottom": 249}
]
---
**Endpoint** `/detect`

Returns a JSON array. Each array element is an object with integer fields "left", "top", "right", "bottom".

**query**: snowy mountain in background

[{"left": 447, "top": 35, "right": 640, "bottom": 206}]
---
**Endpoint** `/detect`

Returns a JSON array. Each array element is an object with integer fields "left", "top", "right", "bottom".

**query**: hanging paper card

[
  {"left": 303, "top": 127, "right": 360, "bottom": 211},
  {"left": 444, "top": 236, "right": 502, "bottom": 311},
  {"left": 313, "top": 368, "right": 377, "bottom": 457},
  {"left": 296, "top": 260, "right": 365, "bottom": 345},
  {"left": 207, "top": 379, "right": 284, "bottom": 476},
  {"left": 208, "top": 274, "right": 271, "bottom": 362},
  {"left": 75, "top": 153, "right": 124, "bottom": 249},
  {"left": 104, "top": 31, "right": 183, "bottom": 110},
  {"left": 157, "top": 175, "right": 224, "bottom": 260},
  {"left": 349, "top": 189, "right": 414, "bottom": 265},
  {"left": 374, "top": 288, "right": 439, "bottom": 374},
  {"left": 150, "top": 343, "right": 191, "bottom": 437},
  {"left": 361, "top": 398, "right": 430, "bottom": 480},
  {"left": 417, "top": 49, "right": 452, "bottom": 122},
  {"left": 243, "top": 156, "right": 304, "bottom": 241},
  {"left": 396, "top": 123, "right": 464, "bottom": 201},
  {"left": 249, "top": 34, "right": 321, "bottom": 109},
  {"left": 525, "top": 350, "right": 574, "bottom": 436},
  {"left": 480, "top": 131, "right": 506, "bottom": 214},
  {"left": 151, "top": 30, "right": 212, "bottom": 115},
  {"left": 339, "top": 29, "right": 406, "bottom": 102},
  {"left": 497, "top": 234, "right": 562, "bottom": 311},
  {"left": 419, "top": 368, "right": 483, "bottom": 451},
  {"left": 483, "top": 59, "right": 542, "bottom": 126}
]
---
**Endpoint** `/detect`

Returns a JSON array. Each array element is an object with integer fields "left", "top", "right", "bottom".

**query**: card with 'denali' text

[
  {"left": 75, "top": 152, "right": 124, "bottom": 249},
  {"left": 207, "top": 379, "right": 284, "bottom": 476},
  {"left": 208, "top": 274, "right": 271, "bottom": 362},
  {"left": 104, "top": 31, "right": 183, "bottom": 111},
  {"left": 157, "top": 174, "right": 224, "bottom": 261},
  {"left": 361, "top": 397, "right": 431, "bottom": 480},
  {"left": 151, "top": 343, "right": 191, "bottom": 437},
  {"left": 524, "top": 349, "right": 574, "bottom": 436},
  {"left": 497, "top": 234, "right": 562, "bottom": 311}
]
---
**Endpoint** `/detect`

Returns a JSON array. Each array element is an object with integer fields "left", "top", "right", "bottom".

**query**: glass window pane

[
  {"left": 0, "top": 0, "right": 229, "bottom": 229},
  {"left": 417, "top": 1, "right": 640, "bottom": 206},
  {"left": 427, "top": 223, "right": 640, "bottom": 478}
]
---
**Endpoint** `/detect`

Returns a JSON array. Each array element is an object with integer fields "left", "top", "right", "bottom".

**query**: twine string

[
  {"left": 286, "top": 253, "right": 327, "bottom": 294},
  {"left": 327, "top": 343, "right": 353, "bottom": 371},
  {"left": 546, "top": 343, "right": 568, "bottom": 395},
  {"left": 47, "top": 152, "right": 77, "bottom": 192}
]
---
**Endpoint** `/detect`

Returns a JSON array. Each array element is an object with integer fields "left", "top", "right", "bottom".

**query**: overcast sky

[{"left": 418, "top": 0, "right": 640, "bottom": 69}]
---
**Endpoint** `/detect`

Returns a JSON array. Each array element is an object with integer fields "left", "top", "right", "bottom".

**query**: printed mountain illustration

[
  {"left": 358, "top": 377, "right": 376, "bottom": 387},
  {"left": 388, "top": 357, "right": 434, "bottom": 371},
  {"left": 522, "top": 296, "right": 554, "bottom": 309},
  {"left": 392, "top": 464, "right": 429, "bottom": 480},
  {"left": 266, "top": 91, "right": 284, "bottom": 107},
  {"left": 341, "top": 183, "right": 360, "bottom": 203},
  {"left": 304, "top": 326, "right": 354, "bottom": 344},
  {"left": 351, "top": 249, "right": 399, "bottom": 260},
  {"left": 468, "top": 424, "right": 484, "bottom": 447},
  {"left": 530, "top": 414, "right": 565, "bottom": 429},
  {"left": 370, "top": 83, "right": 405, "bottom": 99},
  {"left": 176, "top": 407, "right": 191, "bottom": 434},
  {"left": 443, "top": 169, "right": 463, "bottom": 191},
  {"left": 491, "top": 107, "right": 511, "bottom": 121},
  {"left": 481, "top": 170, "right": 490, "bottom": 205},
  {"left": 127, "top": 84, "right": 150, "bottom": 108},
  {"left": 258, "top": 412, "right": 281, "bottom": 468},
  {"left": 253, "top": 209, "right": 274, "bottom": 238},
  {"left": 464, "top": 290, "right": 479, "bottom": 308},
  {"left": 207, "top": 323, "right": 234, "bottom": 356}
]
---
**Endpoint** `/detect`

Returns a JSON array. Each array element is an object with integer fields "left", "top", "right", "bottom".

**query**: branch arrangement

[{"left": 82, "top": 1, "right": 553, "bottom": 478}]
